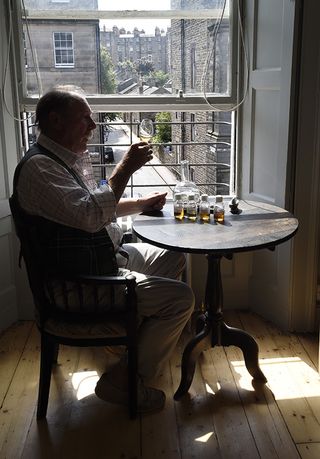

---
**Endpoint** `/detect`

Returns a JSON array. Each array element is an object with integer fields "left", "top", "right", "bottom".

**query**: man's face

[{"left": 59, "top": 98, "right": 96, "bottom": 154}]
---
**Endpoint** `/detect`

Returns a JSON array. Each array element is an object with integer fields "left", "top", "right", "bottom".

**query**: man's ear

[{"left": 48, "top": 111, "right": 63, "bottom": 130}]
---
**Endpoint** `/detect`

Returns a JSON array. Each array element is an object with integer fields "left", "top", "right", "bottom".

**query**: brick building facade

[
  {"left": 24, "top": 0, "right": 100, "bottom": 95},
  {"left": 170, "top": 0, "right": 232, "bottom": 195},
  {"left": 100, "top": 25, "right": 169, "bottom": 89}
]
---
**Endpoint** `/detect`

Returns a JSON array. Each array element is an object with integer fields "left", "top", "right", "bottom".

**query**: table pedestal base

[{"left": 174, "top": 254, "right": 267, "bottom": 401}]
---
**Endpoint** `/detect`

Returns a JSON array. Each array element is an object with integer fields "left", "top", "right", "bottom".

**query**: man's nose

[{"left": 90, "top": 118, "right": 96, "bottom": 130}]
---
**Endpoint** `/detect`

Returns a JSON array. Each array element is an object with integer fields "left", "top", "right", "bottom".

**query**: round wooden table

[{"left": 132, "top": 200, "right": 299, "bottom": 399}]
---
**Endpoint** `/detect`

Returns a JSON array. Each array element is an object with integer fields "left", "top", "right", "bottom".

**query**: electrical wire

[
  {"left": 1, "top": 0, "right": 21, "bottom": 121},
  {"left": 1, "top": 0, "right": 41, "bottom": 123},
  {"left": 200, "top": 0, "right": 225, "bottom": 100},
  {"left": 201, "top": 0, "right": 249, "bottom": 112},
  {"left": 22, "top": 0, "right": 42, "bottom": 96}
]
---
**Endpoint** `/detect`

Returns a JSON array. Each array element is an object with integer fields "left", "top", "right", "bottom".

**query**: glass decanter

[{"left": 173, "top": 160, "right": 200, "bottom": 206}]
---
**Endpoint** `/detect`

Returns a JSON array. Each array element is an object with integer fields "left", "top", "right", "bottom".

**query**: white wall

[
  {"left": 0, "top": 1, "right": 18, "bottom": 331},
  {"left": 190, "top": 252, "right": 252, "bottom": 311},
  {"left": 0, "top": 1, "right": 34, "bottom": 332},
  {"left": 290, "top": 0, "right": 320, "bottom": 331}
]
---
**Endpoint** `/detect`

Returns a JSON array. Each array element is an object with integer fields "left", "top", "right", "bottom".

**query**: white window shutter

[{"left": 238, "top": 0, "right": 298, "bottom": 330}]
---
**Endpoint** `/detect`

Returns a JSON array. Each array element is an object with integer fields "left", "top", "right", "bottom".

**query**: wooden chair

[{"left": 10, "top": 205, "right": 138, "bottom": 420}]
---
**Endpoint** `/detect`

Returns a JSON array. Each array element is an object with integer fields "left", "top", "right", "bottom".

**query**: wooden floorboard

[
  {"left": 225, "top": 311, "right": 301, "bottom": 458},
  {"left": 0, "top": 313, "right": 319, "bottom": 459},
  {"left": 0, "top": 324, "right": 40, "bottom": 459},
  {"left": 236, "top": 312, "right": 320, "bottom": 446},
  {"left": 0, "top": 321, "right": 34, "bottom": 407},
  {"left": 170, "top": 332, "right": 221, "bottom": 459}
]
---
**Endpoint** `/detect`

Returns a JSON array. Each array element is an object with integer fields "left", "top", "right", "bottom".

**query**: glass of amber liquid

[
  {"left": 174, "top": 193, "right": 184, "bottom": 220},
  {"left": 139, "top": 118, "right": 154, "bottom": 143},
  {"left": 199, "top": 194, "right": 210, "bottom": 222},
  {"left": 214, "top": 195, "right": 225, "bottom": 222}
]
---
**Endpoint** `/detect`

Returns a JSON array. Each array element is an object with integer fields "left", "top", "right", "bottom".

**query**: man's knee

[
  {"left": 173, "top": 280, "right": 195, "bottom": 316},
  {"left": 164, "top": 250, "right": 186, "bottom": 279}
]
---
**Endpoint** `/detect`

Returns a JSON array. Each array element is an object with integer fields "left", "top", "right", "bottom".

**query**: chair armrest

[
  {"left": 43, "top": 273, "right": 137, "bottom": 323},
  {"left": 50, "top": 273, "right": 136, "bottom": 286},
  {"left": 121, "top": 231, "right": 133, "bottom": 243}
]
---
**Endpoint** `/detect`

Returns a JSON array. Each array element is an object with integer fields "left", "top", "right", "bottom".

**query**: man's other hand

[{"left": 138, "top": 192, "right": 167, "bottom": 212}]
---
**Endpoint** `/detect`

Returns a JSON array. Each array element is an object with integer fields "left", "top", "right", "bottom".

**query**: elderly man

[{"left": 13, "top": 87, "right": 194, "bottom": 414}]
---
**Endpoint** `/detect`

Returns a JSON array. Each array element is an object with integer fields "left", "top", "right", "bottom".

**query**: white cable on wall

[
  {"left": 1, "top": 0, "right": 42, "bottom": 123},
  {"left": 201, "top": 0, "right": 249, "bottom": 112},
  {"left": 22, "top": 0, "right": 42, "bottom": 97}
]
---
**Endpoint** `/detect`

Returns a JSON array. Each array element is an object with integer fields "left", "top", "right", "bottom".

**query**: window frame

[
  {"left": 15, "top": 0, "right": 239, "bottom": 113},
  {"left": 190, "top": 46, "right": 196, "bottom": 90},
  {"left": 53, "top": 31, "right": 75, "bottom": 68},
  {"left": 22, "top": 32, "right": 28, "bottom": 68},
  {"left": 190, "top": 113, "right": 196, "bottom": 141}
]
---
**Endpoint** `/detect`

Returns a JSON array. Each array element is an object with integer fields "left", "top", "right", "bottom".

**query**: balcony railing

[{"left": 23, "top": 115, "right": 234, "bottom": 198}]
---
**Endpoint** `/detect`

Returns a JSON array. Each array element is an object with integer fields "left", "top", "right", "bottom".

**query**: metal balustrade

[{"left": 23, "top": 115, "right": 234, "bottom": 198}]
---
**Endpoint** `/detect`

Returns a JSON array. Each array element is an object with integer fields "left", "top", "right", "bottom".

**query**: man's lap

[{"left": 122, "top": 242, "right": 186, "bottom": 280}]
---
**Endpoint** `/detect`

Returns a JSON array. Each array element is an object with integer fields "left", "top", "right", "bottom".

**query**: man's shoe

[
  {"left": 135, "top": 380, "right": 166, "bottom": 414},
  {"left": 95, "top": 373, "right": 166, "bottom": 414}
]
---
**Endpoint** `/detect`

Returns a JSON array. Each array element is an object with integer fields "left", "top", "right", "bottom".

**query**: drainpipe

[{"left": 181, "top": 19, "right": 186, "bottom": 161}]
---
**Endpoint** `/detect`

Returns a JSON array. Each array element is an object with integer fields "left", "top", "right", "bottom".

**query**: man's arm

[
  {"left": 108, "top": 142, "right": 153, "bottom": 202},
  {"left": 116, "top": 192, "right": 167, "bottom": 217}
]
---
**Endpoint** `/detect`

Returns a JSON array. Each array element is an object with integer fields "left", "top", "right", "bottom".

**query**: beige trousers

[{"left": 121, "top": 243, "right": 195, "bottom": 381}]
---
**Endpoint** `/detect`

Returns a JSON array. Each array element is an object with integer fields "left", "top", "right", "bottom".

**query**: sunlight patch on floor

[
  {"left": 205, "top": 383, "right": 215, "bottom": 394},
  {"left": 70, "top": 371, "right": 100, "bottom": 400},
  {"left": 195, "top": 432, "right": 214, "bottom": 443},
  {"left": 230, "top": 357, "right": 320, "bottom": 400},
  {"left": 205, "top": 381, "right": 221, "bottom": 395}
]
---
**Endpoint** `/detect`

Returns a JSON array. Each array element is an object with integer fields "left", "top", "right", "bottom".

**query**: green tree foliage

[
  {"left": 100, "top": 46, "right": 116, "bottom": 94},
  {"left": 153, "top": 112, "right": 172, "bottom": 144},
  {"left": 103, "top": 112, "right": 118, "bottom": 123},
  {"left": 100, "top": 47, "right": 117, "bottom": 124},
  {"left": 147, "top": 70, "right": 170, "bottom": 88},
  {"left": 118, "top": 60, "right": 137, "bottom": 80},
  {"left": 135, "top": 59, "right": 154, "bottom": 76}
]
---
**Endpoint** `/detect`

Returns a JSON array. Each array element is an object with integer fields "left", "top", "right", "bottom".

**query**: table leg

[
  {"left": 219, "top": 322, "right": 267, "bottom": 380},
  {"left": 173, "top": 320, "right": 211, "bottom": 400},
  {"left": 174, "top": 254, "right": 266, "bottom": 400}
]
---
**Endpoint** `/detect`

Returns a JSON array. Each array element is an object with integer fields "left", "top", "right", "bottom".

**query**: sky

[
  {"left": 98, "top": 0, "right": 171, "bottom": 10},
  {"left": 98, "top": 0, "right": 171, "bottom": 34}
]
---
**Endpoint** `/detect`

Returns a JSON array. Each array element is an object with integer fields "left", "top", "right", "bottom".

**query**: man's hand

[
  {"left": 109, "top": 142, "right": 153, "bottom": 202},
  {"left": 116, "top": 192, "right": 167, "bottom": 217},
  {"left": 121, "top": 142, "right": 153, "bottom": 174},
  {"left": 137, "top": 192, "right": 167, "bottom": 212}
]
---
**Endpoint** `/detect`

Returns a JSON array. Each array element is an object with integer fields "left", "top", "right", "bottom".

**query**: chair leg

[
  {"left": 127, "top": 344, "right": 138, "bottom": 419},
  {"left": 53, "top": 343, "right": 59, "bottom": 364},
  {"left": 36, "top": 333, "right": 57, "bottom": 420}
]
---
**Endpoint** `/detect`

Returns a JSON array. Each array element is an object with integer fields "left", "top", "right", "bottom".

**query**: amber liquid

[
  {"left": 140, "top": 134, "right": 152, "bottom": 143},
  {"left": 200, "top": 211, "right": 210, "bottom": 222},
  {"left": 174, "top": 208, "right": 184, "bottom": 220},
  {"left": 214, "top": 210, "right": 225, "bottom": 222},
  {"left": 187, "top": 209, "right": 197, "bottom": 221}
]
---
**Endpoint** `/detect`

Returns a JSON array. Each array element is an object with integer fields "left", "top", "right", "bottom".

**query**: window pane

[
  {"left": 20, "top": 1, "right": 235, "bottom": 198},
  {"left": 99, "top": 0, "right": 223, "bottom": 12},
  {"left": 22, "top": 0, "right": 232, "bottom": 99},
  {"left": 53, "top": 32, "right": 74, "bottom": 68}
]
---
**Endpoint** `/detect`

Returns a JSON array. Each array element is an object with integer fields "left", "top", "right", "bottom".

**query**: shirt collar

[{"left": 37, "top": 133, "right": 89, "bottom": 168}]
